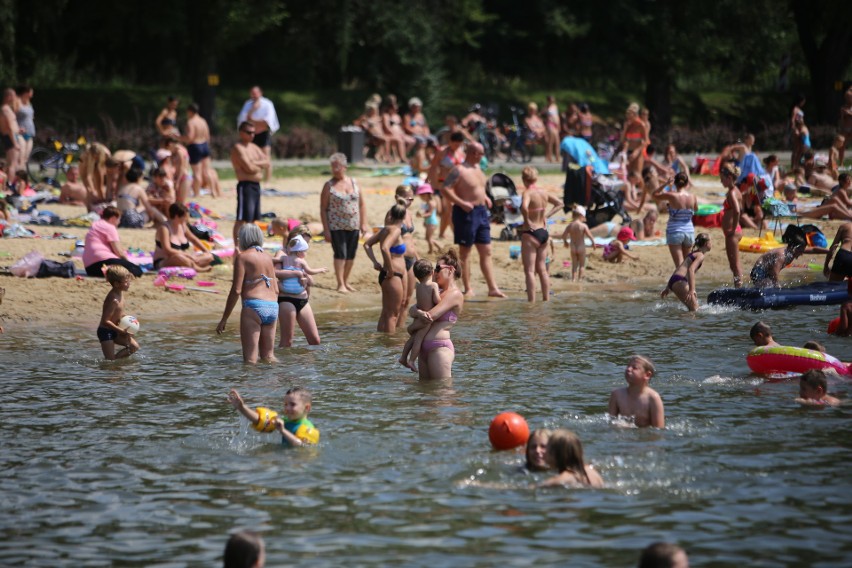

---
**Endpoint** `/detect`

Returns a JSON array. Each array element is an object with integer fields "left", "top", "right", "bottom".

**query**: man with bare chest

[
  {"left": 1, "top": 89, "right": 20, "bottom": 183},
  {"left": 230, "top": 122, "right": 270, "bottom": 248},
  {"left": 441, "top": 143, "right": 506, "bottom": 297}
]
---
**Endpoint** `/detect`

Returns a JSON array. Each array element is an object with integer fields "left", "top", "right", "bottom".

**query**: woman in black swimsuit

[
  {"left": 519, "top": 167, "right": 563, "bottom": 302},
  {"left": 152, "top": 203, "right": 215, "bottom": 271}
]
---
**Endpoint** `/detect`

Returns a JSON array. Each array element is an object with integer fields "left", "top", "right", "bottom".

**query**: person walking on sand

[
  {"left": 237, "top": 86, "right": 279, "bottom": 184},
  {"left": 440, "top": 142, "right": 506, "bottom": 298},
  {"left": 230, "top": 122, "right": 270, "bottom": 254}
]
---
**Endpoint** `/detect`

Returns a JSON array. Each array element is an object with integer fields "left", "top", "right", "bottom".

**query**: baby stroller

[
  {"left": 563, "top": 166, "right": 630, "bottom": 228},
  {"left": 486, "top": 172, "right": 524, "bottom": 241}
]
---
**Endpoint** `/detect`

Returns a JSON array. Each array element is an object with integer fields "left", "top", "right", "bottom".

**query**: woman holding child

[
  {"left": 364, "top": 200, "right": 410, "bottom": 333},
  {"left": 411, "top": 249, "right": 464, "bottom": 380}
]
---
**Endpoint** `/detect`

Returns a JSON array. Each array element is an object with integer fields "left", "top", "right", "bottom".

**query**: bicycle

[
  {"left": 26, "top": 136, "right": 87, "bottom": 188},
  {"left": 504, "top": 106, "right": 533, "bottom": 163}
]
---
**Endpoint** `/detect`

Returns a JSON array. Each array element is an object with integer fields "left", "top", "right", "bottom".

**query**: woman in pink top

[{"left": 83, "top": 206, "right": 143, "bottom": 277}]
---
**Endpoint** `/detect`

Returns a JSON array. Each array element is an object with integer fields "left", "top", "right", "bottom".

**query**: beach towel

[{"left": 236, "top": 97, "right": 280, "bottom": 134}]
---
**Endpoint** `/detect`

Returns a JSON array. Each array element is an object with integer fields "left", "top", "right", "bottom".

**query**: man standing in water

[
  {"left": 237, "top": 86, "right": 279, "bottom": 184},
  {"left": 230, "top": 122, "right": 269, "bottom": 253},
  {"left": 441, "top": 142, "right": 506, "bottom": 298},
  {"left": 181, "top": 103, "right": 215, "bottom": 198}
]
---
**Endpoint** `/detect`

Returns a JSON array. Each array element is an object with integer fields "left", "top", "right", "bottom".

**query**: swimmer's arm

[
  {"left": 275, "top": 420, "right": 305, "bottom": 447},
  {"left": 607, "top": 390, "right": 620, "bottom": 418},
  {"left": 649, "top": 392, "right": 665, "bottom": 428},
  {"left": 227, "top": 389, "right": 260, "bottom": 424},
  {"left": 686, "top": 252, "right": 703, "bottom": 294}
]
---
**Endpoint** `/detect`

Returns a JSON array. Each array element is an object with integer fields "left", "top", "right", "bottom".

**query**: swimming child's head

[
  {"left": 105, "top": 265, "right": 133, "bottom": 286},
  {"left": 749, "top": 321, "right": 773, "bottom": 345},
  {"left": 638, "top": 542, "right": 689, "bottom": 568},
  {"left": 522, "top": 166, "right": 538, "bottom": 187},
  {"left": 626, "top": 355, "right": 656, "bottom": 383},
  {"left": 693, "top": 233, "right": 710, "bottom": 252},
  {"left": 525, "top": 428, "right": 552, "bottom": 472},
  {"left": 283, "top": 386, "right": 312, "bottom": 421},
  {"left": 412, "top": 259, "right": 433, "bottom": 282},
  {"left": 545, "top": 429, "right": 587, "bottom": 474},
  {"left": 572, "top": 205, "right": 587, "bottom": 221},
  {"left": 673, "top": 172, "right": 689, "bottom": 189},
  {"left": 223, "top": 530, "right": 265, "bottom": 568},
  {"left": 799, "top": 369, "right": 828, "bottom": 401},
  {"left": 802, "top": 340, "right": 825, "bottom": 352}
]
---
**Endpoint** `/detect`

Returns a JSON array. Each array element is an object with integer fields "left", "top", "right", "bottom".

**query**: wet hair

[
  {"left": 285, "top": 386, "right": 312, "bottom": 405},
  {"left": 628, "top": 355, "right": 656, "bottom": 377},
  {"left": 545, "top": 430, "right": 591, "bottom": 484},
  {"left": 102, "top": 206, "right": 121, "bottom": 220},
  {"left": 763, "top": 154, "right": 778, "bottom": 167},
  {"left": 105, "top": 265, "right": 132, "bottom": 284},
  {"left": 692, "top": 233, "right": 710, "bottom": 251},
  {"left": 785, "top": 231, "right": 807, "bottom": 250},
  {"left": 521, "top": 166, "right": 538, "bottom": 185},
  {"left": 802, "top": 340, "right": 825, "bottom": 352},
  {"left": 238, "top": 121, "right": 253, "bottom": 132},
  {"left": 125, "top": 168, "right": 142, "bottom": 183},
  {"left": 329, "top": 152, "right": 347, "bottom": 166},
  {"left": 673, "top": 172, "right": 688, "bottom": 189},
  {"left": 750, "top": 321, "right": 772, "bottom": 339},
  {"left": 800, "top": 369, "right": 827, "bottom": 392},
  {"left": 525, "top": 428, "right": 553, "bottom": 472},
  {"left": 450, "top": 131, "right": 465, "bottom": 143},
  {"left": 187, "top": 102, "right": 199, "bottom": 114},
  {"left": 223, "top": 530, "right": 264, "bottom": 568},
  {"left": 405, "top": 259, "right": 430, "bottom": 281},
  {"left": 168, "top": 202, "right": 188, "bottom": 219},
  {"left": 437, "top": 247, "right": 461, "bottom": 274},
  {"left": 238, "top": 223, "right": 264, "bottom": 251},
  {"left": 388, "top": 201, "right": 407, "bottom": 222},
  {"left": 638, "top": 542, "right": 687, "bottom": 568}
]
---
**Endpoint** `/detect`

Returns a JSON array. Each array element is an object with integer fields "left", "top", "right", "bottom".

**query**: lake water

[{"left": 1, "top": 276, "right": 850, "bottom": 567}]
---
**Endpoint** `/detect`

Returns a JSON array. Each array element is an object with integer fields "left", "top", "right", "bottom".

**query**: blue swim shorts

[{"left": 452, "top": 204, "right": 491, "bottom": 247}]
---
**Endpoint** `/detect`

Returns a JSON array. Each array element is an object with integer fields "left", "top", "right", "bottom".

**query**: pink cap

[
  {"left": 617, "top": 227, "right": 637, "bottom": 241},
  {"left": 416, "top": 183, "right": 434, "bottom": 195}
]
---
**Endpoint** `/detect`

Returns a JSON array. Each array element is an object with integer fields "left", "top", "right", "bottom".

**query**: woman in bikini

[
  {"left": 661, "top": 233, "right": 711, "bottom": 312},
  {"left": 620, "top": 103, "right": 647, "bottom": 177},
  {"left": 519, "top": 166, "right": 563, "bottom": 302},
  {"left": 652, "top": 172, "right": 698, "bottom": 268},
  {"left": 720, "top": 162, "right": 744, "bottom": 288},
  {"left": 427, "top": 131, "right": 465, "bottom": 239},
  {"left": 411, "top": 248, "right": 464, "bottom": 380},
  {"left": 394, "top": 185, "right": 420, "bottom": 316},
  {"left": 152, "top": 203, "right": 215, "bottom": 272},
  {"left": 364, "top": 200, "right": 410, "bottom": 333},
  {"left": 217, "top": 224, "right": 279, "bottom": 364}
]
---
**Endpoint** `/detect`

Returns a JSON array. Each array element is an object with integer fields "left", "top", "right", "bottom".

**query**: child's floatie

[{"left": 746, "top": 345, "right": 850, "bottom": 376}]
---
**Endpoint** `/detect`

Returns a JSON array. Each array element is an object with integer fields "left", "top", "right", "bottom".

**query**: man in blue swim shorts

[
  {"left": 181, "top": 102, "right": 213, "bottom": 198},
  {"left": 441, "top": 143, "right": 506, "bottom": 297}
]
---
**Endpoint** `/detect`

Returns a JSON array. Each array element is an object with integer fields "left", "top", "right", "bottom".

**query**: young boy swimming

[
  {"left": 749, "top": 236, "right": 807, "bottom": 288},
  {"left": 750, "top": 321, "right": 781, "bottom": 347},
  {"left": 796, "top": 369, "right": 840, "bottom": 407},
  {"left": 227, "top": 387, "right": 319, "bottom": 447},
  {"left": 608, "top": 355, "right": 665, "bottom": 428},
  {"left": 97, "top": 265, "right": 140, "bottom": 360}
]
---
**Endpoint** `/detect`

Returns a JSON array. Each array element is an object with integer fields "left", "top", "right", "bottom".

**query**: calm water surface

[{"left": 1, "top": 277, "right": 850, "bottom": 567}]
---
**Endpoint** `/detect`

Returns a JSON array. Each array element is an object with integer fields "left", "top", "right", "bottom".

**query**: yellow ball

[
  {"left": 253, "top": 407, "right": 279, "bottom": 433},
  {"left": 295, "top": 423, "right": 320, "bottom": 445}
]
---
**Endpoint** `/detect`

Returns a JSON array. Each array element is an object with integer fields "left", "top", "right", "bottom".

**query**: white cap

[
  {"left": 288, "top": 234, "right": 309, "bottom": 252},
  {"left": 574, "top": 205, "right": 586, "bottom": 217}
]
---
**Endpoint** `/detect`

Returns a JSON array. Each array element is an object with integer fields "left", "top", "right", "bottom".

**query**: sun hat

[
  {"left": 574, "top": 205, "right": 586, "bottom": 217},
  {"left": 617, "top": 226, "right": 637, "bottom": 241},
  {"left": 408, "top": 97, "right": 423, "bottom": 108},
  {"left": 288, "top": 234, "right": 309, "bottom": 252},
  {"left": 416, "top": 183, "right": 434, "bottom": 195},
  {"left": 155, "top": 148, "right": 172, "bottom": 162}
]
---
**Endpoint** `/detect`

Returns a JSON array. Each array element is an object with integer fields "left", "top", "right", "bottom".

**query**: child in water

[
  {"left": 602, "top": 227, "right": 640, "bottom": 263},
  {"left": 637, "top": 542, "right": 690, "bottom": 568},
  {"left": 97, "top": 265, "right": 140, "bottom": 360},
  {"left": 796, "top": 369, "right": 840, "bottom": 407},
  {"left": 750, "top": 321, "right": 780, "bottom": 347},
  {"left": 608, "top": 355, "right": 665, "bottom": 428},
  {"left": 399, "top": 259, "right": 442, "bottom": 371},
  {"left": 561, "top": 205, "right": 597, "bottom": 281},
  {"left": 273, "top": 233, "right": 328, "bottom": 301},
  {"left": 661, "top": 233, "right": 710, "bottom": 312},
  {"left": 227, "top": 387, "right": 319, "bottom": 447},
  {"left": 524, "top": 429, "right": 552, "bottom": 472},
  {"left": 223, "top": 531, "right": 265, "bottom": 568},
  {"left": 749, "top": 236, "right": 807, "bottom": 288},
  {"left": 539, "top": 429, "right": 603, "bottom": 488},
  {"left": 415, "top": 183, "right": 440, "bottom": 254}
]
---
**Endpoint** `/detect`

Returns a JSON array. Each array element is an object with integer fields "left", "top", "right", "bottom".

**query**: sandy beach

[{"left": 0, "top": 170, "right": 842, "bottom": 329}]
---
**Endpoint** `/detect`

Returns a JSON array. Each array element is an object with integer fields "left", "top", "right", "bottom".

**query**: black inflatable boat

[{"left": 707, "top": 281, "right": 849, "bottom": 310}]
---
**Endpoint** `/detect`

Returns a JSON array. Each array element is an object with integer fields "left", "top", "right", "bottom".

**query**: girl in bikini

[
  {"left": 519, "top": 166, "right": 564, "bottom": 302},
  {"left": 364, "top": 200, "right": 409, "bottom": 333},
  {"left": 720, "top": 162, "right": 744, "bottom": 288},
  {"left": 274, "top": 231, "right": 327, "bottom": 347},
  {"left": 661, "top": 233, "right": 711, "bottom": 312}
]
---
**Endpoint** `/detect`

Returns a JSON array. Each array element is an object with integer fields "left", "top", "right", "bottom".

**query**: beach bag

[
  {"left": 10, "top": 251, "right": 44, "bottom": 277},
  {"left": 800, "top": 224, "right": 827, "bottom": 248},
  {"left": 36, "top": 259, "right": 76, "bottom": 278}
]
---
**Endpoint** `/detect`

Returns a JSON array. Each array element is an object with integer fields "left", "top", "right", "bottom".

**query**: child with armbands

[
  {"left": 399, "top": 258, "right": 441, "bottom": 371},
  {"left": 607, "top": 355, "right": 665, "bottom": 428},
  {"left": 227, "top": 387, "right": 319, "bottom": 446},
  {"left": 796, "top": 369, "right": 840, "bottom": 407}
]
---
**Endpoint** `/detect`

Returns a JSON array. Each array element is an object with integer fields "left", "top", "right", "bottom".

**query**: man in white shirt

[{"left": 237, "top": 86, "right": 279, "bottom": 184}]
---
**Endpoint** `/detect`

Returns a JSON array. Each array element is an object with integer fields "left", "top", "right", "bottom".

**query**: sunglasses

[
  {"left": 434, "top": 264, "right": 455, "bottom": 274},
  {"left": 242, "top": 130, "right": 256, "bottom": 135}
]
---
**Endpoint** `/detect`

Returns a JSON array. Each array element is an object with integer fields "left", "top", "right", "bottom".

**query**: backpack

[{"left": 800, "top": 224, "right": 827, "bottom": 248}]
